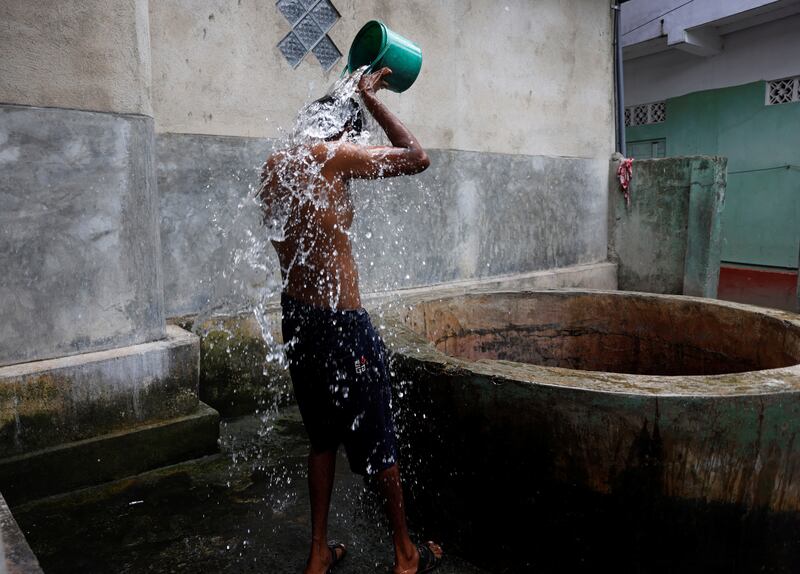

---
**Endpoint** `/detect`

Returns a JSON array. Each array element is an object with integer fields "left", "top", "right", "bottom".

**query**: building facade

[{"left": 622, "top": 0, "right": 800, "bottom": 311}]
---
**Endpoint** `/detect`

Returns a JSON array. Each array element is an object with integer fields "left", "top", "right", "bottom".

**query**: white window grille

[
  {"left": 650, "top": 101, "right": 665, "bottom": 123},
  {"left": 625, "top": 101, "right": 666, "bottom": 126},
  {"left": 277, "top": 0, "right": 342, "bottom": 71},
  {"left": 633, "top": 105, "right": 649, "bottom": 125},
  {"left": 766, "top": 76, "right": 800, "bottom": 105}
]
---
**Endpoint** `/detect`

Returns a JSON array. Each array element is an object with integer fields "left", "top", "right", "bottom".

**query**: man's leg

[
  {"left": 377, "top": 463, "right": 443, "bottom": 574},
  {"left": 305, "top": 448, "right": 342, "bottom": 574}
]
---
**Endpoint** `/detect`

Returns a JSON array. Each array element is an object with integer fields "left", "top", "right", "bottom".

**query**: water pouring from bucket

[
  {"left": 347, "top": 20, "right": 423, "bottom": 93},
  {"left": 248, "top": 18, "right": 445, "bottom": 574}
]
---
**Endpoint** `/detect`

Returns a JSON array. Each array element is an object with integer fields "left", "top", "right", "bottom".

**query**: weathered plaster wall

[
  {"left": 0, "top": 0, "right": 171, "bottom": 367},
  {"left": 157, "top": 134, "right": 273, "bottom": 317},
  {"left": 157, "top": 134, "right": 610, "bottom": 317},
  {"left": 352, "top": 151, "right": 610, "bottom": 291},
  {"left": 152, "top": 0, "right": 616, "bottom": 317},
  {"left": 0, "top": 0, "right": 153, "bottom": 116},
  {"left": 0, "top": 106, "right": 165, "bottom": 366},
  {"left": 609, "top": 156, "right": 726, "bottom": 297},
  {"left": 149, "top": 0, "right": 615, "bottom": 158},
  {"left": 1, "top": 1, "right": 618, "bottom": 327},
  {"left": 0, "top": 0, "right": 216, "bottom": 495}
]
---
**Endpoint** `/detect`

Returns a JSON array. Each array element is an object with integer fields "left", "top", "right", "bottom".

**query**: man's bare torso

[
  {"left": 260, "top": 67, "right": 429, "bottom": 312},
  {"left": 262, "top": 143, "right": 362, "bottom": 310}
]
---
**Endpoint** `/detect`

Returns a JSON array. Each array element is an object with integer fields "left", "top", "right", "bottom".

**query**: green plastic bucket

[{"left": 347, "top": 20, "right": 422, "bottom": 93}]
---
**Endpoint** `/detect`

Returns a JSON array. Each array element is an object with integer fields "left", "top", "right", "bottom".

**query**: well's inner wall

[{"left": 399, "top": 293, "right": 800, "bottom": 376}]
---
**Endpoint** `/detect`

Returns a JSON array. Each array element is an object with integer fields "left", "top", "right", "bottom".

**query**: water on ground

[{"left": 13, "top": 407, "right": 485, "bottom": 574}]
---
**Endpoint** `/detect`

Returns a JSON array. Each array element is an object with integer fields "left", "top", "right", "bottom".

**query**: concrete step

[
  {"left": 0, "top": 402, "right": 219, "bottom": 506},
  {"left": 0, "top": 325, "right": 202, "bottom": 458},
  {"left": 0, "top": 491, "right": 43, "bottom": 573}
]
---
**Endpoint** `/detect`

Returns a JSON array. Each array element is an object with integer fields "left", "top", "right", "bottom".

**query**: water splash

[
  {"left": 193, "top": 66, "right": 371, "bottom": 344},
  {"left": 191, "top": 66, "right": 437, "bottom": 547},
  {"left": 194, "top": 67, "right": 372, "bottom": 485},
  {"left": 290, "top": 66, "right": 371, "bottom": 146}
]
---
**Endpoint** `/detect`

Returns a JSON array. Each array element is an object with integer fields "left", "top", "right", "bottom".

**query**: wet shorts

[{"left": 281, "top": 293, "right": 399, "bottom": 476}]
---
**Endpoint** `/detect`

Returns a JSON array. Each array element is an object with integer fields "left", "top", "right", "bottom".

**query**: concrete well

[{"left": 384, "top": 289, "right": 800, "bottom": 569}]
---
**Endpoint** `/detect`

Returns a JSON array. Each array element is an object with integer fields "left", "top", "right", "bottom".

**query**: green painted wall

[{"left": 626, "top": 81, "right": 800, "bottom": 269}]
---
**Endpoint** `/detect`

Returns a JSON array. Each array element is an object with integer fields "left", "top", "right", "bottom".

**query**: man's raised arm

[{"left": 330, "top": 68, "right": 430, "bottom": 180}]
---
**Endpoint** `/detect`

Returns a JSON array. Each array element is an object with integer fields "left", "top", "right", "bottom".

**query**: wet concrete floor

[{"left": 12, "top": 407, "right": 486, "bottom": 573}]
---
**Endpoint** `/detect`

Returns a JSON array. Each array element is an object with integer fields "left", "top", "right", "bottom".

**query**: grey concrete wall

[
  {"left": 609, "top": 156, "right": 727, "bottom": 296},
  {"left": 149, "top": 0, "right": 615, "bottom": 158},
  {"left": 1, "top": 1, "right": 616, "bottom": 352},
  {"left": 158, "top": 134, "right": 274, "bottom": 317},
  {"left": 150, "top": 0, "right": 616, "bottom": 318},
  {"left": 151, "top": 0, "right": 616, "bottom": 317},
  {"left": 0, "top": 105, "right": 165, "bottom": 366},
  {"left": 157, "top": 133, "right": 610, "bottom": 317},
  {"left": 0, "top": 1, "right": 216, "bottom": 501},
  {"left": 0, "top": 0, "right": 152, "bottom": 115},
  {"left": 352, "top": 150, "right": 609, "bottom": 293}
]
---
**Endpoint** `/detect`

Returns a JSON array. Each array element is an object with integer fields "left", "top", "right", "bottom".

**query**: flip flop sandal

[
  {"left": 327, "top": 541, "right": 347, "bottom": 573},
  {"left": 415, "top": 541, "right": 442, "bottom": 573}
]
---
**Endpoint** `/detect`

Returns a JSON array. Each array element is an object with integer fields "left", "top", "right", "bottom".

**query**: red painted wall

[{"left": 718, "top": 265, "right": 798, "bottom": 312}]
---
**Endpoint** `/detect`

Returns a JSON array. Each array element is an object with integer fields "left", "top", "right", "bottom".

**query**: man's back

[
  {"left": 261, "top": 142, "right": 361, "bottom": 310},
  {"left": 261, "top": 69, "right": 429, "bottom": 311}
]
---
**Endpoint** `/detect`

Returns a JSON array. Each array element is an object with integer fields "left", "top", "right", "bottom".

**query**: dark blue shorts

[{"left": 281, "top": 293, "right": 399, "bottom": 476}]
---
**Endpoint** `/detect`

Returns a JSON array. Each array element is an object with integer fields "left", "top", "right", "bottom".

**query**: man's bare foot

[
  {"left": 304, "top": 542, "right": 346, "bottom": 574},
  {"left": 394, "top": 541, "right": 443, "bottom": 574}
]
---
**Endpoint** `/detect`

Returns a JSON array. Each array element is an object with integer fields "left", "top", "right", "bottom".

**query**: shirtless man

[{"left": 260, "top": 68, "right": 443, "bottom": 574}]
